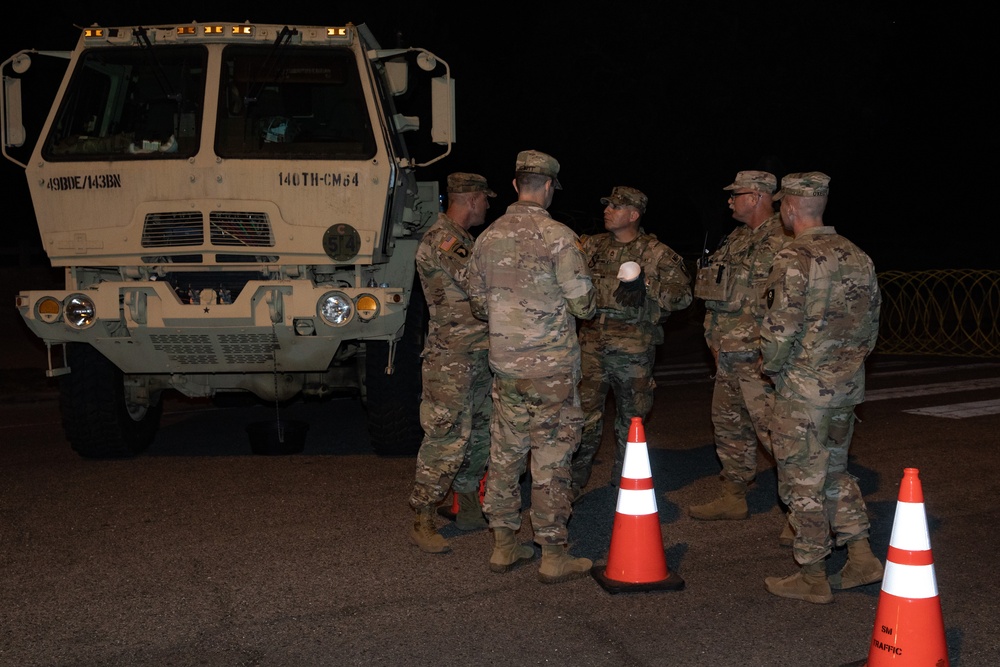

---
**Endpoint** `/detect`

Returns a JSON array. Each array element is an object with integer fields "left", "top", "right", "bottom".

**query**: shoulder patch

[{"left": 439, "top": 236, "right": 457, "bottom": 252}]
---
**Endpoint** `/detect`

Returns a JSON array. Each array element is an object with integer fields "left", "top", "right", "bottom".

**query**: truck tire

[
  {"left": 364, "top": 281, "right": 427, "bottom": 456},
  {"left": 59, "top": 343, "right": 162, "bottom": 459}
]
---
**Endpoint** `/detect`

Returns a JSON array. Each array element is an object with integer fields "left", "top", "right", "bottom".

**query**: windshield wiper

[
  {"left": 244, "top": 26, "right": 299, "bottom": 106},
  {"left": 132, "top": 26, "right": 181, "bottom": 103}
]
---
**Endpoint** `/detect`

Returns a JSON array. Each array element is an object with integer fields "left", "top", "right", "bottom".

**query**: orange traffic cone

[
  {"left": 863, "top": 468, "right": 948, "bottom": 666},
  {"left": 437, "top": 490, "right": 459, "bottom": 520},
  {"left": 437, "top": 471, "right": 487, "bottom": 521},
  {"left": 592, "top": 416, "right": 684, "bottom": 594}
]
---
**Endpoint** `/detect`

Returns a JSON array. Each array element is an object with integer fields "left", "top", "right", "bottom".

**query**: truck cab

[{"left": 2, "top": 22, "right": 455, "bottom": 457}]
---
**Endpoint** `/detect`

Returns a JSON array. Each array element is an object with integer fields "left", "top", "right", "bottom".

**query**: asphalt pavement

[{"left": 4, "top": 263, "right": 1000, "bottom": 665}]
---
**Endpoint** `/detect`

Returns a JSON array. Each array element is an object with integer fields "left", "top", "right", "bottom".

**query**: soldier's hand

[{"left": 613, "top": 268, "right": 646, "bottom": 307}]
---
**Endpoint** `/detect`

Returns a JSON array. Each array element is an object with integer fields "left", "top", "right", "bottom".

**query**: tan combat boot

[
  {"left": 538, "top": 545, "right": 592, "bottom": 584},
  {"left": 455, "top": 492, "right": 488, "bottom": 531},
  {"left": 764, "top": 561, "right": 834, "bottom": 604},
  {"left": 489, "top": 527, "right": 535, "bottom": 573},
  {"left": 778, "top": 516, "right": 795, "bottom": 547},
  {"left": 688, "top": 479, "right": 749, "bottom": 520},
  {"left": 829, "top": 538, "right": 884, "bottom": 589},
  {"left": 409, "top": 506, "right": 451, "bottom": 554}
]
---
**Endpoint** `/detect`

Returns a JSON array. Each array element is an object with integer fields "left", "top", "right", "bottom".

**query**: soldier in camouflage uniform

[
  {"left": 760, "top": 172, "right": 884, "bottom": 604},
  {"left": 466, "top": 150, "right": 597, "bottom": 583},
  {"left": 408, "top": 172, "right": 496, "bottom": 554},
  {"left": 570, "top": 186, "right": 692, "bottom": 498},
  {"left": 689, "top": 171, "right": 792, "bottom": 531}
]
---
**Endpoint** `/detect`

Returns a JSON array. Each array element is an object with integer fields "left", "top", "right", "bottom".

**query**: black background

[{"left": 2, "top": 2, "right": 995, "bottom": 271}]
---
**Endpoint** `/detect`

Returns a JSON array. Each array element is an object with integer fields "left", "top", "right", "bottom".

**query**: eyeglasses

[{"left": 728, "top": 191, "right": 756, "bottom": 200}]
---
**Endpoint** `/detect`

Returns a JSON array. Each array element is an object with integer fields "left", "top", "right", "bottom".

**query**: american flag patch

[{"left": 439, "top": 236, "right": 457, "bottom": 251}]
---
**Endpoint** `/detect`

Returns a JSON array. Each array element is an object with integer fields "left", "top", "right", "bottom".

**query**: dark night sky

[{"left": 2, "top": 2, "right": 996, "bottom": 271}]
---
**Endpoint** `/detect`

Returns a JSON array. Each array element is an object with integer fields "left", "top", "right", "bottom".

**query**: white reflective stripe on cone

[
  {"left": 882, "top": 561, "right": 939, "bottom": 599},
  {"left": 622, "top": 442, "right": 652, "bottom": 479},
  {"left": 616, "top": 488, "right": 658, "bottom": 516},
  {"left": 889, "top": 501, "right": 932, "bottom": 550}
]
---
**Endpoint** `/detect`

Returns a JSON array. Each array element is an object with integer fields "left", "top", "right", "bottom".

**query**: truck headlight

[
  {"left": 64, "top": 294, "right": 97, "bottom": 329},
  {"left": 319, "top": 292, "right": 354, "bottom": 326}
]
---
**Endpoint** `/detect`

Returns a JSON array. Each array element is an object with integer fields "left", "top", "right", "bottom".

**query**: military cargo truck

[{"left": 2, "top": 21, "right": 455, "bottom": 457}]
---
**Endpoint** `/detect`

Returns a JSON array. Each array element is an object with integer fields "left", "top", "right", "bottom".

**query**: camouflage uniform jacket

[
  {"left": 703, "top": 213, "right": 789, "bottom": 353},
  {"left": 760, "top": 226, "right": 881, "bottom": 408},
  {"left": 415, "top": 213, "right": 488, "bottom": 354},
  {"left": 466, "top": 201, "right": 596, "bottom": 379},
  {"left": 581, "top": 230, "right": 692, "bottom": 346}
]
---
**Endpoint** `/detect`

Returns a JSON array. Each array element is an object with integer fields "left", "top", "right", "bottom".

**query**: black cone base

[{"left": 591, "top": 566, "right": 685, "bottom": 594}]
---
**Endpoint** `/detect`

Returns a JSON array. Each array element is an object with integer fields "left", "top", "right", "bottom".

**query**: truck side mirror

[
  {"left": 2, "top": 53, "right": 31, "bottom": 148},
  {"left": 3, "top": 75, "right": 25, "bottom": 148},
  {"left": 430, "top": 75, "right": 455, "bottom": 146}
]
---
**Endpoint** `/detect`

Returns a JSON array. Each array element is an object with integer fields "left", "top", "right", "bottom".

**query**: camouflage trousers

[
  {"left": 770, "top": 395, "right": 871, "bottom": 565},
  {"left": 409, "top": 347, "right": 492, "bottom": 509},
  {"left": 572, "top": 341, "right": 656, "bottom": 489},
  {"left": 483, "top": 371, "right": 583, "bottom": 545},
  {"left": 711, "top": 350, "right": 774, "bottom": 485}
]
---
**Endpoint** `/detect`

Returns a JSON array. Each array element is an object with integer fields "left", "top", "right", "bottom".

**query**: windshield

[
  {"left": 216, "top": 45, "right": 376, "bottom": 160},
  {"left": 42, "top": 45, "right": 206, "bottom": 160}
]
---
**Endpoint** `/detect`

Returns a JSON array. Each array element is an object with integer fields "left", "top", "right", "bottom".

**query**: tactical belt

[{"left": 591, "top": 312, "right": 638, "bottom": 326}]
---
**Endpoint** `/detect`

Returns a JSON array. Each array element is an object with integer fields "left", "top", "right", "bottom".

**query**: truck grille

[
  {"left": 210, "top": 212, "right": 274, "bottom": 247},
  {"left": 149, "top": 333, "right": 276, "bottom": 365},
  {"left": 141, "top": 211, "right": 273, "bottom": 248},
  {"left": 142, "top": 212, "right": 204, "bottom": 247}
]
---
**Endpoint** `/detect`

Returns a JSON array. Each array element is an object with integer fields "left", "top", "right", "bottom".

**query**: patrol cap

[
  {"left": 600, "top": 186, "right": 648, "bottom": 213},
  {"left": 723, "top": 170, "right": 777, "bottom": 194},
  {"left": 773, "top": 171, "right": 831, "bottom": 200},
  {"left": 514, "top": 150, "right": 562, "bottom": 189},
  {"left": 447, "top": 172, "right": 496, "bottom": 197}
]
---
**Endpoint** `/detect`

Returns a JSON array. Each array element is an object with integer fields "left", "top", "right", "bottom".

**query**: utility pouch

[{"left": 694, "top": 261, "right": 731, "bottom": 301}]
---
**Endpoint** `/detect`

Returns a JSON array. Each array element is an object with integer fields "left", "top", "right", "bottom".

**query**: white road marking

[
  {"left": 865, "top": 377, "right": 1000, "bottom": 401},
  {"left": 656, "top": 361, "right": 1000, "bottom": 385},
  {"left": 869, "top": 362, "right": 1000, "bottom": 378},
  {"left": 904, "top": 399, "right": 1000, "bottom": 419},
  {"left": 654, "top": 361, "right": 1000, "bottom": 419}
]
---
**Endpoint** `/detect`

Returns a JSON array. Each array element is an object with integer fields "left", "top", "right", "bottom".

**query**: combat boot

[
  {"left": 538, "top": 545, "right": 592, "bottom": 584},
  {"left": 455, "top": 492, "right": 488, "bottom": 531},
  {"left": 409, "top": 506, "right": 451, "bottom": 554},
  {"left": 778, "top": 517, "right": 795, "bottom": 547},
  {"left": 489, "top": 528, "right": 535, "bottom": 573},
  {"left": 764, "top": 561, "right": 834, "bottom": 604},
  {"left": 688, "top": 479, "right": 749, "bottom": 520},
  {"left": 829, "top": 538, "right": 884, "bottom": 589}
]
